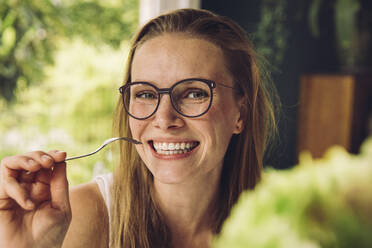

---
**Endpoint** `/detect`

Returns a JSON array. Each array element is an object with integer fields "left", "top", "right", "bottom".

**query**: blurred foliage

[
  {"left": 255, "top": 0, "right": 288, "bottom": 72},
  {"left": 0, "top": 0, "right": 137, "bottom": 185},
  {"left": 213, "top": 137, "right": 372, "bottom": 248},
  {"left": 255, "top": 0, "right": 372, "bottom": 71},
  {"left": 0, "top": 0, "right": 138, "bottom": 102},
  {"left": 0, "top": 39, "right": 131, "bottom": 185}
]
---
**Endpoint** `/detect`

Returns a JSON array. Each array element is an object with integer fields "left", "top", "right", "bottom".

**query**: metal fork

[{"left": 64, "top": 137, "right": 142, "bottom": 161}]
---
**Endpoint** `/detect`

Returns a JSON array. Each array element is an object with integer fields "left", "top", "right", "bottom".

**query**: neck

[{"left": 153, "top": 165, "right": 222, "bottom": 245}]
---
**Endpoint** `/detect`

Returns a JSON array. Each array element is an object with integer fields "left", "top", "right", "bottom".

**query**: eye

[
  {"left": 185, "top": 89, "right": 209, "bottom": 99},
  {"left": 135, "top": 91, "right": 157, "bottom": 99}
]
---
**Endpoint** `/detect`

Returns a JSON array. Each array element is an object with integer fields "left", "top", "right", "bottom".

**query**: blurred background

[
  {"left": 0, "top": 0, "right": 139, "bottom": 184},
  {"left": 1, "top": 0, "right": 371, "bottom": 185}
]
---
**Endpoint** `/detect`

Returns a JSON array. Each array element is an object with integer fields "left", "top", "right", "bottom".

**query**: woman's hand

[{"left": 0, "top": 150, "right": 72, "bottom": 248}]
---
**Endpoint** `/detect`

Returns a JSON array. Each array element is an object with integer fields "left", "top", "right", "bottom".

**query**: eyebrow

[{"left": 129, "top": 78, "right": 239, "bottom": 91}]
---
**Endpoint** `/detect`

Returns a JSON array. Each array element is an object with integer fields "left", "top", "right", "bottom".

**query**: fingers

[
  {"left": 0, "top": 156, "right": 36, "bottom": 210},
  {"left": 24, "top": 150, "right": 64, "bottom": 170},
  {"left": 0, "top": 176, "right": 34, "bottom": 210},
  {"left": 0, "top": 150, "right": 67, "bottom": 210},
  {"left": 50, "top": 162, "right": 70, "bottom": 212},
  {"left": 1, "top": 155, "right": 42, "bottom": 173},
  {"left": 29, "top": 170, "right": 52, "bottom": 203},
  {"left": 46, "top": 150, "right": 67, "bottom": 164},
  {"left": 2, "top": 151, "right": 55, "bottom": 173},
  {"left": 35, "top": 168, "right": 52, "bottom": 185},
  {"left": 1, "top": 150, "right": 66, "bottom": 175}
]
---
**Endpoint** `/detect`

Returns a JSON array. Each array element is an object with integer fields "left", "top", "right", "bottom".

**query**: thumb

[{"left": 50, "top": 163, "right": 70, "bottom": 211}]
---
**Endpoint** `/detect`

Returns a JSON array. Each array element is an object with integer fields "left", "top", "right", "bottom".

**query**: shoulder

[{"left": 62, "top": 181, "right": 109, "bottom": 248}]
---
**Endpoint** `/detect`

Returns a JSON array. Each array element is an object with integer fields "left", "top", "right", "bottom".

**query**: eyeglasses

[{"left": 119, "top": 78, "right": 237, "bottom": 120}]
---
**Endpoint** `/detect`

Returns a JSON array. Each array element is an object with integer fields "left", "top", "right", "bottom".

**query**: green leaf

[
  {"left": 0, "top": 26, "right": 16, "bottom": 56},
  {"left": 309, "top": 0, "right": 322, "bottom": 37},
  {"left": 334, "top": 0, "right": 360, "bottom": 66}
]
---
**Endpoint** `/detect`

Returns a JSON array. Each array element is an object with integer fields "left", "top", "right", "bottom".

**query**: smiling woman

[
  {"left": 111, "top": 9, "right": 279, "bottom": 248},
  {"left": 0, "top": 8, "right": 279, "bottom": 248}
]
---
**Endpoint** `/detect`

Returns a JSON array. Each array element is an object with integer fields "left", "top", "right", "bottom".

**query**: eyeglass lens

[{"left": 122, "top": 80, "right": 212, "bottom": 119}]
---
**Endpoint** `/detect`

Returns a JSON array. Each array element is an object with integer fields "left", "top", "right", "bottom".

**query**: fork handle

[
  {"left": 64, "top": 154, "right": 94, "bottom": 161},
  {"left": 64, "top": 137, "right": 141, "bottom": 162}
]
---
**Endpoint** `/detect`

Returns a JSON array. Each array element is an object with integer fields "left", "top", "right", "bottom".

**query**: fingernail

[
  {"left": 28, "top": 159, "right": 37, "bottom": 166},
  {"left": 41, "top": 155, "right": 52, "bottom": 162},
  {"left": 26, "top": 199, "right": 34, "bottom": 209},
  {"left": 53, "top": 150, "right": 65, "bottom": 154}
]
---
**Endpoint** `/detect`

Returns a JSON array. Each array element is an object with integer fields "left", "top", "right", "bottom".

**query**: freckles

[
  {"left": 210, "top": 100, "right": 237, "bottom": 134},
  {"left": 129, "top": 120, "right": 146, "bottom": 136},
  {"left": 210, "top": 103, "right": 228, "bottom": 119}
]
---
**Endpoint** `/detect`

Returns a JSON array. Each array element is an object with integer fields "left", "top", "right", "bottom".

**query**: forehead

[{"left": 131, "top": 34, "right": 232, "bottom": 84}]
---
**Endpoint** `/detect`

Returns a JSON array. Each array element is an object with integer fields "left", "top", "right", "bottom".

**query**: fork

[
  {"left": 25, "top": 137, "right": 141, "bottom": 174},
  {"left": 64, "top": 137, "right": 142, "bottom": 161}
]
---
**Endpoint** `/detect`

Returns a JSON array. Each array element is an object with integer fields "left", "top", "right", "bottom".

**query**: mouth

[{"left": 148, "top": 140, "right": 200, "bottom": 155}]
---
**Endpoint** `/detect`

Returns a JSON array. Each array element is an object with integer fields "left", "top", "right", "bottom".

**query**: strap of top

[{"left": 93, "top": 173, "right": 113, "bottom": 245}]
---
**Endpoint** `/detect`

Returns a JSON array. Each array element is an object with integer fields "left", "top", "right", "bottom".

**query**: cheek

[
  {"left": 129, "top": 119, "right": 148, "bottom": 158},
  {"left": 206, "top": 105, "right": 236, "bottom": 146},
  {"left": 129, "top": 119, "right": 146, "bottom": 138},
  {"left": 210, "top": 99, "right": 238, "bottom": 130},
  {"left": 208, "top": 100, "right": 240, "bottom": 149}
]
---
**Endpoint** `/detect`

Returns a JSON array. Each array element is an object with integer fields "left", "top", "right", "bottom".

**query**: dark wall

[
  {"left": 202, "top": 0, "right": 372, "bottom": 169},
  {"left": 201, "top": 0, "right": 302, "bottom": 169},
  {"left": 201, "top": 0, "right": 262, "bottom": 33}
]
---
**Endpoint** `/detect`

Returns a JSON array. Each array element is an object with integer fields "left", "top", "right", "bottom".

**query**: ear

[
  {"left": 233, "top": 115, "right": 244, "bottom": 134},
  {"left": 232, "top": 98, "right": 245, "bottom": 134}
]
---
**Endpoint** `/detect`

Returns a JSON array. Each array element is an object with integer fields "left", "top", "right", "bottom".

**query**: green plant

[
  {"left": 213, "top": 137, "right": 372, "bottom": 248},
  {"left": 309, "top": 0, "right": 367, "bottom": 68},
  {"left": 255, "top": 0, "right": 372, "bottom": 71},
  {"left": 0, "top": 39, "right": 131, "bottom": 185},
  {"left": 0, "top": 0, "right": 138, "bottom": 102}
]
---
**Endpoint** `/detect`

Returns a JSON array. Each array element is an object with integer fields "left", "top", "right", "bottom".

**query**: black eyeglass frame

[{"left": 119, "top": 78, "right": 237, "bottom": 120}]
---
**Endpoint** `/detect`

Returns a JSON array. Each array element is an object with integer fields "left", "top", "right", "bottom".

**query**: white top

[{"left": 93, "top": 173, "right": 113, "bottom": 244}]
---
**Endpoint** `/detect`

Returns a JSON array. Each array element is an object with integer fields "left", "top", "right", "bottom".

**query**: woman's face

[{"left": 129, "top": 34, "right": 243, "bottom": 185}]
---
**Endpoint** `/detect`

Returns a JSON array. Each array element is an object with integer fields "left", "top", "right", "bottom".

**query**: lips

[{"left": 148, "top": 140, "right": 200, "bottom": 155}]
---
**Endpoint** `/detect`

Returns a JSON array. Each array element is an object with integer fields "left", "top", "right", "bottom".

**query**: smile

[{"left": 149, "top": 141, "right": 200, "bottom": 155}]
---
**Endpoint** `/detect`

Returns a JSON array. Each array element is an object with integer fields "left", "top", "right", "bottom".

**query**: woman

[{"left": 0, "top": 8, "right": 277, "bottom": 248}]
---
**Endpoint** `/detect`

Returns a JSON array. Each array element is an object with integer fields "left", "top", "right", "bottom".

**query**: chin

[{"left": 149, "top": 163, "right": 193, "bottom": 185}]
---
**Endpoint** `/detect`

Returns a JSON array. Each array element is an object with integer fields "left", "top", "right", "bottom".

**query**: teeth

[
  {"left": 152, "top": 141, "right": 198, "bottom": 153},
  {"left": 168, "top": 143, "right": 175, "bottom": 150},
  {"left": 156, "top": 150, "right": 186, "bottom": 155}
]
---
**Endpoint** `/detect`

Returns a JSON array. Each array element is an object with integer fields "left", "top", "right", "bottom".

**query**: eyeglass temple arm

[{"left": 217, "top": 83, "right": 240, "bottom": 91}]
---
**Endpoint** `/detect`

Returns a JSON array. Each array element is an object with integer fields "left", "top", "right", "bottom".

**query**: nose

[{"left": 152, "top": 94, "right": 184, "bottom": 130}]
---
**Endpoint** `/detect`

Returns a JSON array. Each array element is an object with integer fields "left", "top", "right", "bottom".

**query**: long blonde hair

[{"left": 111, "top": 8, "right": 278, "bottom": 248}]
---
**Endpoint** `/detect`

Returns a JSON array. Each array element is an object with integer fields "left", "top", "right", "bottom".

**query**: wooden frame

[{"left": 297, "top": 74, "right": 371, "bottom": 158}]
